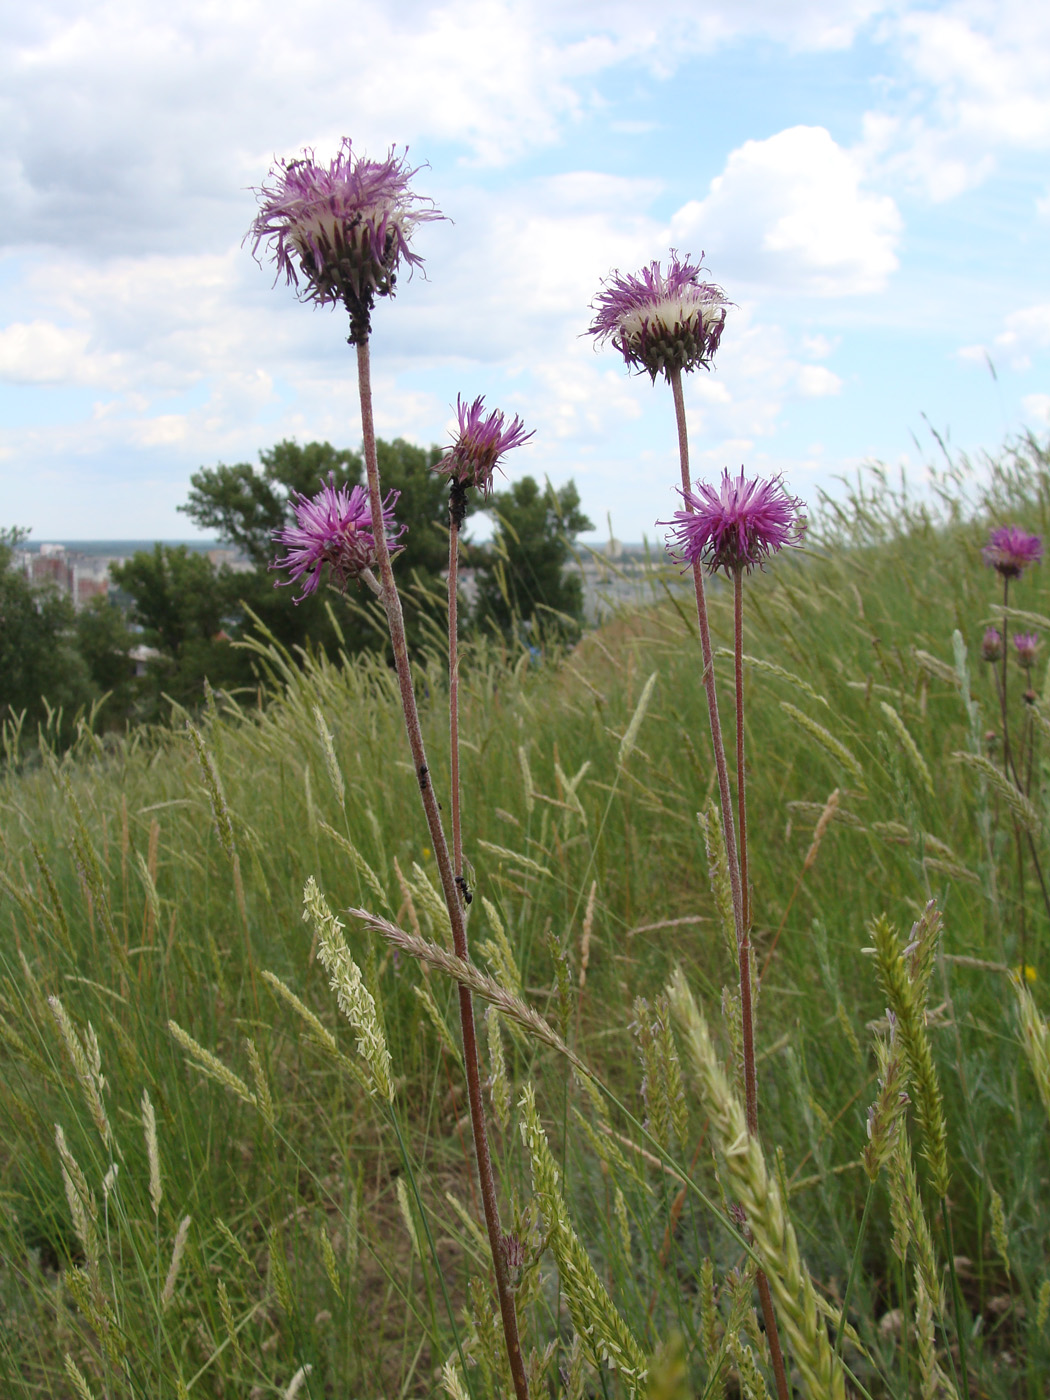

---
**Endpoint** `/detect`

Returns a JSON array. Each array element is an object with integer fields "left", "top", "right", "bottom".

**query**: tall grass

[{"left": 2, "top": 436, "right": 1050, "bottom": 1397}]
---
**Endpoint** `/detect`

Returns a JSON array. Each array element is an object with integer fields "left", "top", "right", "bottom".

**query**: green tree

[
  {"left": 181, "top": 441, "right": 361, "bottom": 568},
  {"left": 108, "top": 545, "right": 251, "bottom": 713},
  {"left": 472, "top": 477, "right": 593, "bottom": 640},
  {"left": 0, "top": 529, "right": 94, "bottom": 735},
  {"left": 74, "top": 596, "right": 137, "bottom": 720}
]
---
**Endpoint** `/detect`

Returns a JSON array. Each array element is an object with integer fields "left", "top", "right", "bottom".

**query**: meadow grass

[{"left": 2, "top": 438, "right": 1050, "bottom": 1397}]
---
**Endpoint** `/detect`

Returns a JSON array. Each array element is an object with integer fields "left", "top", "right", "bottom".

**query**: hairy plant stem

[
  {"left": 669, "top": 367, "right": 788, "bottom": 1400},
  {"left": 1000, "top": 577, "right": 1012, "bottom": 777},
  {"left": 448, "top": 515, "right": 464, "bottom": 880},
  {"left": 990, "top": 594, "right": 1050, "bottom": 965},
  {"left": 356, "top": 338, "right": 529, "bottom": 1400},
  {"left": 734, "top": 569, "right": 750, "bottom": 935}
]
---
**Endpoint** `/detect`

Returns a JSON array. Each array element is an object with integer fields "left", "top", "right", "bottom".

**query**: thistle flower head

[
  {"left": 662, "top": 467, "right": 806, "bottom": 576},
  {"left": 1014, "top": 631, "right": 1040, "bottom": 668},
  {"left": 436, "top": 395, "right": 535, "bottom": 500},
  {"left": 981, "top": 627, "right": 1003, "bottom": 662},
  {"left": 587, "top": 252, "right": 729, "bottom": 381},
  {"left": 983, "top": 525, "right": 1043, "bottom": 579},
  {"left": 271, "top": 473, "right": 403, "bottom": 602},
  {"left": 249, "top": 139, "right": 443, "bottom": 341}
]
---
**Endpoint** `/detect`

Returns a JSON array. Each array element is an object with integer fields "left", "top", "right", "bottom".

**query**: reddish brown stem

[
  {"left": 449, "top": 519, "right": 463, "bottom": 879},
  {"left": 669, "top": 366, "right": 788, "bottom": 1400},
  {"left": 734, "top": 568, "right": 750, "bottom": 936},
  {"left": 356, "top": 340, "right": 529, "bottom": 1400}
]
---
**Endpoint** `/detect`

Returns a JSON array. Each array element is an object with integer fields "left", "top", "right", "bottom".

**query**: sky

[{"left": 2, "top": 0, "right": 1049, "bottom": 546}]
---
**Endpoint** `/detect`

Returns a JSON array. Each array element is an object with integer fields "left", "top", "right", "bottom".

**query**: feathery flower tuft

[
  {"left": 982, "top": 525, "right": 1043, "bottom": 579},
  {"left": 663, "top": 468, "right": 806, "bottom": 576},
  {"left": 436, "top": 395, "right": 534, "bottom": 498},
  {"left": 1013, "top": 631, "right": 1040, "bottom": 668},
  {"left": 272, "top": 473, "right": 403, "bottom": 601},
  {"left": 588, "top": 252, "right": 729, "bottom": 380},
  {"left": 249, "top": 139, "right": 442, "bottom": 340}
]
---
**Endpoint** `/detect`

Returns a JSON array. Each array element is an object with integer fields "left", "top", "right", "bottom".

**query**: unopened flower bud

[{"left": 1013, "top": 631, "right": 1040, "bottom": 669}]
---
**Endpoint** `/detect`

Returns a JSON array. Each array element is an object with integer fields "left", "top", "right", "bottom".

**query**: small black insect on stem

[
  {"left": 449, "top": 479, "right": 470, "bottom": 530},
  {"left": 455, "top": 875, "right": 473, "bottom": 905}
]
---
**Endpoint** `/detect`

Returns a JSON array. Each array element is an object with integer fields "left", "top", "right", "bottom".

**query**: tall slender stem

[
  {"left": 669, "top": 367, "right": 788, "bottom": 1400},
  {"left": 448, "top": 517, "right": 464, "bottom": 880},
  {"left": 734, "top": 569, "right": 750, "bottom": 935},
  {"left": 356, "top": 339, "right": 529, "bottom": 1400},
  {"left": 1000, "top": 577, "right": 1012, "bottom": 776}
]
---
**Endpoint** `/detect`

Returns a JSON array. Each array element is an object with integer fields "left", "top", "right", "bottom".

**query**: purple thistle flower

[
  {"left": 1013, "top": 631, "right": 1040, "bottom": 668},
  {"left": 436, "top": 395, "right": 535, "bottom": 499},
  {"left": 271, "top": 473, "right": 404, "bottom": 602},
  {"left": 661, "top": 468, "right": 806, "bottom": 576},
  {"left": 587, "top": 251, "right": 729, "bottom": 381},
  {"left": 982, "top": 525, "right": 1043, "bottom": 580},
  {"left": 981, "top": 627, "right": 1003, "bottom": 662},
  {"left": 249, "top": 138, "right": 443, "bottom": 341}
]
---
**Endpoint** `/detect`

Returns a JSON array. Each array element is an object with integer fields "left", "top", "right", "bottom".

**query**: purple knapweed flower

[
  {"left": 981, "top": 627, "right": 1003, "bottom": 662},
  {"left": 661, "top": 468, "right": 806, "bottom": 576},
  {"left": 982, "top": 526, "right": 1043, "bottom": 580},
  {"left": 436, "top": 395, "right": 535, "bottom": 499},
  {"left": 1014, "top": 632, "right": 1040, "bottom": 668},
  {"left": 587, "top": 252, "right": 729, "bottom": 381},
  {"left": 271, "top": 474, "right": 404, "bottom": 601},
  {"left": 249, "top": 138, "right": 443, "bottom": 341}
]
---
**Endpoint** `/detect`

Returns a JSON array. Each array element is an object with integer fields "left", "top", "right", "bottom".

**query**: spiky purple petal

[
  {"left": 249, "top": 139, "right": 442, "bottom": 339},
  {"left": 271, "top": 473, "right": 404, "bottom": 601},
  {"left": 982, "top": 526, "right": 1043, "bottom": 579},
  {"left": 587, "top": 252, "right": 729, "bottom": 380},
  {"left": 1014, "top": 631, "right": 1040, "bottom": 667},
  {"left": 662, "top": 468, "right": 806, "bottom": 576},
  {"left": 436, "top": 395, "right": 535, "bottom": 497}
]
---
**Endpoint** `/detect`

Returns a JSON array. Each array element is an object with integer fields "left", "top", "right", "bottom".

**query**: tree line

[{"left": 1, "top": 439, "right": 591, "bottom": 743}]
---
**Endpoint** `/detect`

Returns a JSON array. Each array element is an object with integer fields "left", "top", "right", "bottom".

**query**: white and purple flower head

[
  {"left": 437, "top": 395, "right": 535, "bottom": 501},
  {"left": 587, "top": 252, "right": 729, "bottom": 381},
  {"left": 249, "top": 139, "right": 443, "bottom": 341},
  {"left": 271, "top": 474, "right": 404, "bottom": 601},
  {"left": 662, "top": 468, "right": 806, "bottom": 576},
  {"left": 982, "top": 525, "right": 1043, "bottom": 580}
]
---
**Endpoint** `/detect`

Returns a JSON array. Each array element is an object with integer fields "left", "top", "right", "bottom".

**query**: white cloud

[
  {"left": 0, "top": 319, "right": 123, "bottom": 384},
  {"left": 0, "top": 0, "right": 899, "bottom": 260},
  {"left": 1022, "top": 393, "right": 1050, "bottom": 426},
  {"left": 795, "top": 364, "right": 842, "bottom": 397},
  {"left": 865, "top": 3, "right": 1050, "bottom": 200},
  {"left": 670, "top": 127, "right": 901, "bottom": 295},
  {"left": 961, "top": 303, "right": 1050, "bottom": 371}
]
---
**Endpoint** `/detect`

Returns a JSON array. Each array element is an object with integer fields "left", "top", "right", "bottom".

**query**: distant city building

[
  {"left": 9, "top": 540, "right": 253, "bottom": 610},
  {"left": 17, "top": 544, "right": 116, "bottom": 611}
]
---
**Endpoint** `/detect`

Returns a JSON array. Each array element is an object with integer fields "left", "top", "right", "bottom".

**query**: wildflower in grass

[
  {"left": 438, "top": 397, "right": 534, "bottom": 902},
  {"left": 663, "top": 468, "right": 806, "bottom": 577},
  {"left": 249, "top": 139, "right": 442, "bottom": 341},
  {"left": 437, "top": 394, "right": 534, "bottom": 503},
  {"left": 1014, "top": 631, "right": 1039, "bottom": 669},
  {"left": 981, "top": 628, "right": 1003, "bottom": 662},
  {"left": 982, "top": 525, "right": 1043, "bottom": 579},
  {"left": 587, "top": 252, "right": 729, "bottom": 381},
  {"left": 271, "top": 474, "right": 403, "bottom": 601},
  {"left": 255, "top": 136, "right": 527, "bottom": 1399}
]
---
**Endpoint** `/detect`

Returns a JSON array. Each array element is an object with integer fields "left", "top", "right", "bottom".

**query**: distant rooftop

[{"left": 20, "top": 539, "right": 221, "bottom": 557}]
